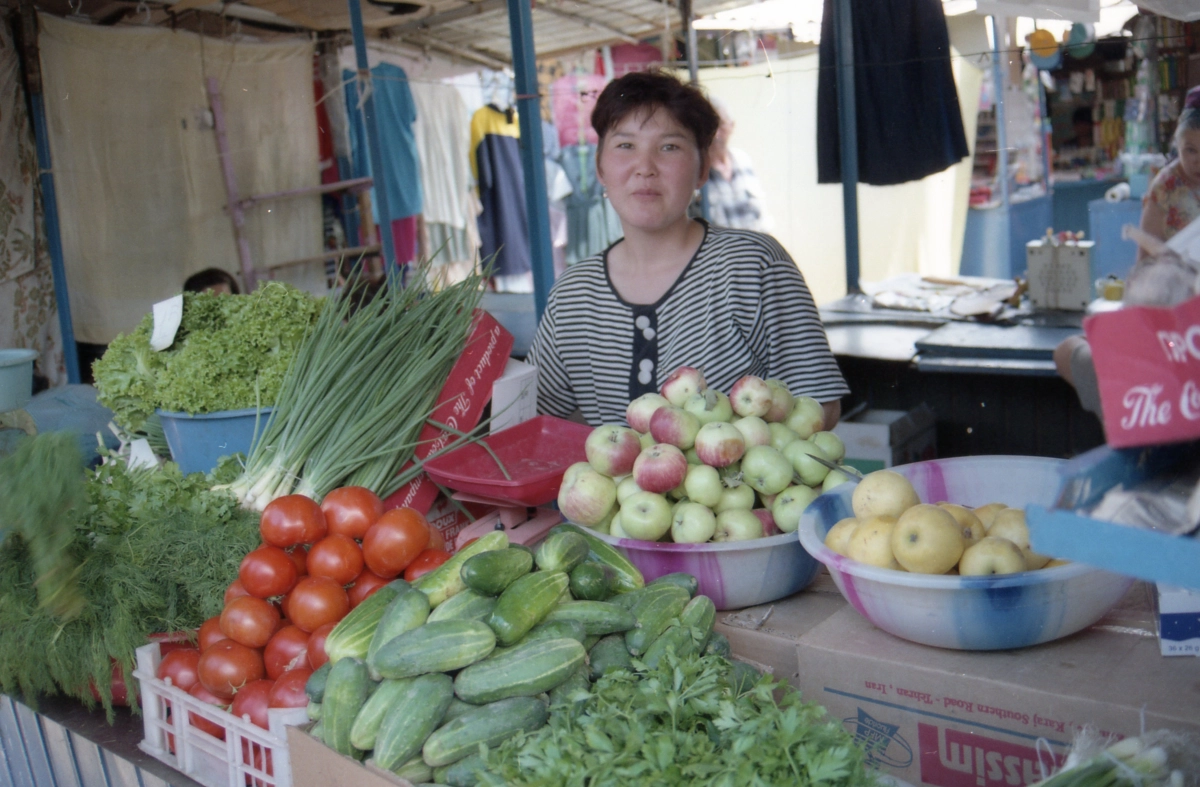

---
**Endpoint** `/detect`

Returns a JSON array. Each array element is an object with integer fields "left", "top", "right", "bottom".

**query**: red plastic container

[{"left": 422, "top": 416, "right": 593, "bottom": 506}]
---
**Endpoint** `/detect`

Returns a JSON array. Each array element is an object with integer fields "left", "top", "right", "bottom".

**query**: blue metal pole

[
  {"left": 347, "top": 0, "right": 399, "bottom": 276},
  {"left": 28, "top": 83, "right": 81, "bottom": 384},
  {"left": 992, "top": 16, "right": 1010, "bottom": 211},
  {"left": 506, "top": 0, "right": 555, "bottom": 321},
  {"left": 833, "top": 0, "right": 860, "bottom": 295}
]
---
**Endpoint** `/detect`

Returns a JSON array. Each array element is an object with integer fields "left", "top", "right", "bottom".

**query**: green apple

[
  {"left": 609, "top": 510, "right": 629, "bottom": 539},
  {"left": 768, "top": 422, "right": 800, "bottom": 453},
  {"left": 987, "top": 508, "right": 1051, "bottom": 569},
  {"left": 557, "top": 466, "right": 617, "bottom": 526},
  {"left": 811, "top": 431, "right": 845, "bottom": 463},
  {"left": 851, "top": 469, "right": 920, "bottom": 519},
  {"left": 823, "top": 517, "right": 859, "bottom": 556},
  {"left": 668, "top": 480, "right": 689, "bottom": 500},
  {"left": 619, "top": 491, "right": 673, "bottom": 541},
  {"left": 683, "top": 389, "right": 734, "bottom": 425},
  {"left": 959, "top": 536, "right": 1027, "bottom": 576},
  {"left": 822, "top": 466, "right": 856, "bottom": 492},
  {"left": 764, "top": 379, "right": 796, "bottom": 423},
  {"left": 937, "top": 503, "right": 985, "bottom": 546},
  {"left": 784, "top": 396, "right": 825, "bottom": 439},
  {"left": 715, "top": 482, "right": 755, "bottom": 512},
  {"left": 639, "top": 431, "right": 656, "bottom": 450},
  {"left": 846, "top": 515, "right": 901, "bottom": 569},
  {"left": 616, "top": 475, "right": 643, "bottom": 505},
  {"left": 771, "top": 484, "right": 820, "bottom": 533},
  {"left": 685, "top": 447, "right": 702, "bottom": 465},
  {"left": 741, "top": 445, "right": 794, "bottom": 496},
  {"left": 561, "top": 461, "right": 592, "bottom": 489},
  {"left": 783, "top": 439, "right": 832, "bottom": 486},
  {"left": 713, "top": 509, "right": 764, "bottom": 541},
  {"left": 590, "top": 508, "right": 615, "bottom": 535},
  {"left": 671, "top": 501, "right": 717, "bottom": 543},
  {"left": 731, "top": 415, "right": 771, "bottom": 448},
  {"left": 684, "top": 464, "right": 723, "bottom": 508},
  {"left": 891, "top": 504, "right": 964, "bottom": 574}
]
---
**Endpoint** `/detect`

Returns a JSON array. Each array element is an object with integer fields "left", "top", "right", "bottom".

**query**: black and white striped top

[{"left": 526, "top": 223, "right": 849, "bottom": 427}]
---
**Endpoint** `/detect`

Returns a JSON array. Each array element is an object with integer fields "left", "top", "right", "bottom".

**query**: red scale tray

[{"left": 421, "top": 415, "right": 592, "bottom": 507}]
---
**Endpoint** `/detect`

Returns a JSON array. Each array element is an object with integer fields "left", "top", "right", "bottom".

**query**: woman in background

[
  {"left": 1138, "top": 104, "right": 1200, "bottom": 260},
  {"left": 702, "top": 97, "right": 772, "bottom": 232}
]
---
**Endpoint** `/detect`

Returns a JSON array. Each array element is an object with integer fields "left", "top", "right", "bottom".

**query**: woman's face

[
  {"left": 1179, "top": 128, "right": 1200, "bottom": 182},
  {"left": 596, "top": 107, "right": 707, "bottom": 233}
]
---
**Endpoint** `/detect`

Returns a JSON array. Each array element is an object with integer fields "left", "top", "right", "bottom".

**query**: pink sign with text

[{"left": 1085, "top": 295, "right": 1200, "bottom": 448}]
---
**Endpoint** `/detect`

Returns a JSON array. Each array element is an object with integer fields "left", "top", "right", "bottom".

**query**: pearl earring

[{"left": 601, "top": 188, "right": 608, "bottom": 199}]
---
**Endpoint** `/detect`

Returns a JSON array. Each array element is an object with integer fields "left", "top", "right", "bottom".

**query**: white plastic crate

[{"left": 133, "top": 641, "right": 308, "bottom": 787}]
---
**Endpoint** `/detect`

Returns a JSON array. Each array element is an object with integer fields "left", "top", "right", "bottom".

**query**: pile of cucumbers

[{"left": 303, "top": 523, "right": 731, "bottom": 785}]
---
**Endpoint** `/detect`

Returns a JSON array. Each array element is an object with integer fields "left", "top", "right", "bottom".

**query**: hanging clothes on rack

[
  {"left": 343, "top": 62, "right": 422, "bottom": 265},
  {"left": 561, "top": 143, "right": 622, "bottom": 265},
  {"left": 471, "top": 103, "right": 531, "bottom": 288},
  {"left": 550, "top": 73, "right": 605, "bottom": 150},
  {"left": 543, "top": 118, "right": 572, "bottom": 279},
  {"left": 411, "top": 80, "right": 476, "bottom": 271}
]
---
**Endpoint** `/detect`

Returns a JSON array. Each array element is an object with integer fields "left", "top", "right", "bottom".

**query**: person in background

[
  {"left": 183, "top": 268, "right": 241, "bottom": 295},
  {"left": 1138, "top": 106, "right": 1200, "bottom": 261},
  {"left": 526, "top": 70, "right": 847, "bottom": 428},
  {"left": 1067, "top": 106, "right": 1094, "bottom": 149},
  {"left": 701, "top": 97, "right": 772, "bottom": 232}
]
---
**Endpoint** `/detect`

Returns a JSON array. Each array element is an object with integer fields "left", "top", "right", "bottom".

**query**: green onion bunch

[
  {"left": 1032, "top": 730, "right": 1197, "bottom": 787},
  {"left": 226, "top": 267, "right": 486, "bottom": 510}
]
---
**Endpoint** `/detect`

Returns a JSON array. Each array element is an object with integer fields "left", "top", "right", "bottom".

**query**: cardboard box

[
  {"left": 795, "top": 583, "right": 1200, "bottom": 787},
  {"left": 288, "top": 725, "right": 412, "bottom": 787},
  {"left": 1157, "top": 583, "right": 1200, "bottom": 656},
  {"left": 833, "top": 407, "right": 937, "bottom": 474},
  {"left": 424, "top": 493, "right": 493, "bottom": 554},
  {"left": 715, "top": 570, "right": 848, "bottom": 688},
  {"left": 490, "top": 358, "right": 538, "bottom": 434}
]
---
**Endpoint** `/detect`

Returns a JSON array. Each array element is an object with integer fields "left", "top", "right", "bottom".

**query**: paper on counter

[{"left": 150, "top": 295, "right": 184, "bottom": 352}]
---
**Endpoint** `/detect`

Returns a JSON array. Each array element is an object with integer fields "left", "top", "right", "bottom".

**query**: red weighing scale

[{"left": 420, "top": 416, "right": 593, "bottom": 550}]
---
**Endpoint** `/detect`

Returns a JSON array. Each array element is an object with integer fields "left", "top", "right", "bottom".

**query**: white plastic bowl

[
  {"left": 590, "top": 529, "right": 821, "bottom": 610},
  {"left": 796, "top": 456, "right": 1134, "bottom": 650}
]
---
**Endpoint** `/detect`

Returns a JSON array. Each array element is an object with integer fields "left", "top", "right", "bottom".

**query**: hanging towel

[
  {"left": 816, "top": 0, "right": 969, "bottom": 186},
  {"left": 343, "top": 62, "right": 422, "bottom": 222}
]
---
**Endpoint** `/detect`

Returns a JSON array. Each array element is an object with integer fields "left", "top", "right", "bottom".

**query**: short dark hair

[
  {"left": 591, "top": 70, "right": 720, "bottom": 158},
  {"left": 184, "top": 267, "right": 241, "bottom": 294}
]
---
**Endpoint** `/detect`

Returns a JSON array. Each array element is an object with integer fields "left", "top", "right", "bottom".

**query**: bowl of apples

[
  {"left": 557, "top": 367, "right": 862, "bottom": 610},
  {"left": 796, "top": 456, "right": 1135, "bottom": 650}
]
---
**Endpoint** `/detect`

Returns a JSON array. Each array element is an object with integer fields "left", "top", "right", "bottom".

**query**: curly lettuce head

[{"left": 92, "top": 314, "right": 163, "bottom": 432}]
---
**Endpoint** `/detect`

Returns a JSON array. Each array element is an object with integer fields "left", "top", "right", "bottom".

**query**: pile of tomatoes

[{"left": 155, "top": 487, "right": 450, "bottom": 745}]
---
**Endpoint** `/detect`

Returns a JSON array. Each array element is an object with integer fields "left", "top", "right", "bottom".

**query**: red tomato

[
  {"left": 263, "top": 625, "right": 309, "bottom": 680},
  {"left": 220, "top": 596, "right": 281, "bottom": 649},
  {"left": 361, "top": 508, "right": 430, "bottom": 578},
  {"left": 88, "top": 660, "right": 129, "bottom": 707},
  {"left": 188, "top": 682, "right": 227, "bottom": 740},
  {"left": 306, "top": 622, "right": 336, "bottom": 670},
  {"left": 198, "top": 640, "right": 265, "bottom": 700},
  {"left": 307, "top": 535, "right": 364, "bottom": 586},
  {"left": 347, "top": 570, "right": 391, "bottom": 608},
  {"left": 242, "top": 740, "right": 274, "bottom": 779},
  {"left": 287, "top": 545, "right": 308, "bottom": 577},
  {"left": 238, "top": 546, "right": 298, "bottom": 599},
  {"left": 229, "top": 679, "right": 274, "bottom": 730},
  {"left": 426, "top": 525, "right": 446, "bottom": 552},
  {"left": 285, "top": 576, "right": 349, "bottom": 633},
  {"left": 321, "top": 486, "right": 384, "bottom": 540},
  {"left": 198, "top": 616, "right": 228, "bottom": 651},
  {"left": 260, "top": 495, "right": 327, "bottom": 549},
  {"left": 268, "top": 667, "right": 312, "bottom": 709},
  {"left": 404, "top": 549, "right": 452, "bottom": 582},
  {"left": 156, "top": 648, "right": 202, "bottom": 692},
  {"left": 224, "top": 579, "right": 251, "bottom": 606}
]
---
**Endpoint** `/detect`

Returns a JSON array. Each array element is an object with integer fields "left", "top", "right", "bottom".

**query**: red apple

[
  {"left": 626, "top": 393, "right": 670, "bottom": 433},
  {"left": 660, "top": 366, "right": 707, "bottom": 407},
  {"left": 648, "top": 405, "right": 701, "bottom": 450},
  {"left": 732, "top": 416, "right": 772, "bottom": 448},
  {"left": 763, "top": 380, "right": 795, "bottom": 423},
  {"left": 632, "top": 443, "right": 689, "bottom": 494},
  {"left": 693, "top": 422, "right": 747, "bottom": 467},
  {"left": 557, "top": 467, "right": 617, "bottom": 526},
  {"left": 730, "top": 375, "right": 773, "bottom": 418},
  {"left": 585, "top": 424, "right": 643, "bottom": 477}
]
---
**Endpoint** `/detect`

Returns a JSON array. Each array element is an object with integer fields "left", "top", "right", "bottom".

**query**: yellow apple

[
  {"left": 959, "top": 537, "right": 1027, "bottom": 576},
  {"left": 851, "top": 470, "right": 920, "bottom": 519},
  {"left": 973, "top": 502, "right": 1007, "bottom": 531},
  {"left": 824, "top": 517, "right": 859, "bottom": 556},
  {"left": 987, "top": 508, "right": 1051, "bottom": 570},
  {"left": 937, "top": 503, "right": 986, "bottom": 546},
  {"left": 1042, "top": 558, "right": 1071, "bottom": 569},
  {"left": 846, "top": 515, "right": 901, "bottom": 570},
  {"left": 891, "top": 504, "right": 964, "bottom": 574}
]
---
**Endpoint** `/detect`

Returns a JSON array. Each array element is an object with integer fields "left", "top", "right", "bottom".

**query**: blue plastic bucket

[
  {"left": 157, "top": 407, "right": 271, "bottom": 476},
  {"left": 0, "top": 348, "right": 38, "bottom": 413}
]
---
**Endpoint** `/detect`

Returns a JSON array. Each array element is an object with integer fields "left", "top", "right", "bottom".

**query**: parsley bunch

[{"left": 479, "top": 651, "right": 872, "bottom": 787}]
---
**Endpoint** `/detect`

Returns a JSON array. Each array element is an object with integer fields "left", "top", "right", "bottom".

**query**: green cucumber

[
  {"left": 460, "top": 547, "right": 533, "bottom": 596},
  {"left": 679, "top": 595, "right": 716, "bottom": 651},
  {"left": 367, "top": 588, "right": 431, "bottom": 679},
  {"left": 305, "top": 661, "right": 332, "bottom": 703},
  {"left": 582, "top": 635, "right": 600, "bottom": 651},
  {"left": 548, "top": 662, "right": 590, "bottom": 713},
  {"left": 555, "top": 524, "right": 644, "bottom": 592},
  {"left": 427, "top": 588, "right": 497, "bottom": 624},
  {"left": 321, "top": 657, "right": 371, "bottom": 757},
  {"left": 587, "top": 634, "right": 633, "bottom": 679},
  {"left": 350, "top": 677, "right": 414, "bottom": 751},
  {"left": 568, "top": 562, "right": 617, "bottom": 601},
  {"left": 421, "top": 696, "right": 549, "bottom": 767},
  {"left": 441, "top": 697, "right": 481, "bottom": 725},
  {"left": 534, "top": 531, "right": 590, "bottom": 573},
  {"left": 705, "top": 631, "right": 732, "bottom": 659},
  {"left": 649, "top": 572, "right": 699, "bottom": 597},
  {"left": 415, "top": 531, "right": 508, "bottom": 607},
  {"left": 625, "top": 585, "right": 690, "bottom": 656},
  {"left": 307, "top": 701, "right": 321, "bottom": 721},
  {"left": 486, "top": 570, "right": 569, "bottom": 646},
  {"left": 454, "top": 637, "right": 585, "bottom": 704},
  {"left": 437, "top": 752, "right": 486, "bottom": 787},
  {"left": 309, "top": 719, "right": 323, "bottom": 740},
  {"left": 324, "top": 579, "right": 409, "bottom": 664},
  {"left": 373, "top": 620, "right": 496, "bottom": 679},
  {"left": 390, "top": 756, "right": 433, "bottom": 783},
  {"left": 541, "top": 600, "right": 637, "bottom": 636},
  {"left": 522, "top": 618, "right": 587, "bottom": 644},
  {"left": 642, "top": 624, "right": 697, "bottom": 670},
  {"left": 510, "top": 543, "right": 534, "bottom": 557},
  {"left": 373, "top": 673, "right": 454, "bottom": 770},
  {"left": 730, "top": 660, "right": 761, "bottom": 693}
]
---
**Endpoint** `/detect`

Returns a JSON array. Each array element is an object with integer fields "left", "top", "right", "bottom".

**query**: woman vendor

[{"left": 527, "top": 70, "right": 848, "bottom": 428}]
